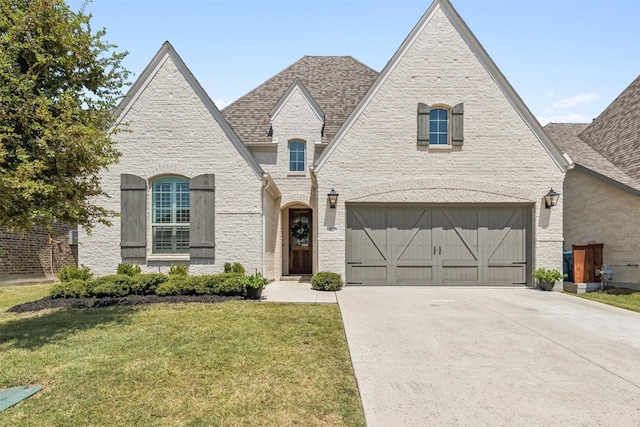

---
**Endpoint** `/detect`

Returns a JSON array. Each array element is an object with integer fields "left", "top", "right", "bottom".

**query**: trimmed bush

[
  {"left": 168, "top": 264, "right": 189, "bottom": 276},
  {"left": 117, "top": 263, "right": 142, "bottom": 277},
  {"left": 50, "top": 279, "right": 94, "bottom": 298},
  {"left": 224, "top": 262, "right": 245, "bottom": 274},
  {"left": 57, "top": 265, "right": 92, "bottom": 283},
  {"left": 92, "top": 274, "right": 133, "bottom": 298},
  {"left": 311, "top": 272, "right": 344, "bottom": 291},
  {"left": 131, "top": 273, "right": 168, "bottom": 295},
  {"left": 195, "top": 273, "right": 244, "bottom": 296},
  {"left": 156, "top": 276, "right": 195, "bottom": 296}
]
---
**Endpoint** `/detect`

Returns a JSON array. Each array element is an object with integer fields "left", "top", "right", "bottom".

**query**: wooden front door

[{"left": 289, "top": 209, "right": 312, "bottom": 274}]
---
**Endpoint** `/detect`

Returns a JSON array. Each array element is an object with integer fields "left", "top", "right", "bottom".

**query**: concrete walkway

[
  {"left": 337, "top": 287, "right": 640, "bottom": 426},
  {"left": 260, "top": 281, "right": 337, "bottom": 304}
]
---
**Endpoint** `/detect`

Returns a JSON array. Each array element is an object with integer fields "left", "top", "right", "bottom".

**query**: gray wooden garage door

[{"left": 345, "top": 205, "right": 531, "bottom": 286}]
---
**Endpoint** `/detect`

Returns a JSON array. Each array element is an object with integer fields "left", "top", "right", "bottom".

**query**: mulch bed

[{"left": 7, "top": 294, "right": 244, "bottom": 313}]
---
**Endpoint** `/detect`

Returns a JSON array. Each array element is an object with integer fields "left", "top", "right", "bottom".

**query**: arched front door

[{"left": 289, "top": 208, "right": 312, "bottom": 274}]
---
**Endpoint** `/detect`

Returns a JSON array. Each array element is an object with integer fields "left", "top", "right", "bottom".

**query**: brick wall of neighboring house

[
  {"left": 564, "top": 170, "right": 640, "bottom": 285},
  {"left": 0, "top": 223, "right": 78, "bottom": 283}
]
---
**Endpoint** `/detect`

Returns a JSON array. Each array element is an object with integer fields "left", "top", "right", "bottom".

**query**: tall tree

[{"left": 0, "top": 0, "right": 129, "bottom": 233}]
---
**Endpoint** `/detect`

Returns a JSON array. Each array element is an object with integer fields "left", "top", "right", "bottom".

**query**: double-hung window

[{"left": 152, "top": 177, "right": 190, "bottom": 253}]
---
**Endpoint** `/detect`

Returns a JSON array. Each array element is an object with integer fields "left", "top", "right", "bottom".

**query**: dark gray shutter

[
  {"left": 121, "top": 174, "right": 147, "bottom": 258},
  {"left": 190, "top": 174, "right": 215, "bottom": 259},
  {"left": 452, "top": 103, "right": 464, "bottom": 146},
  {"left": 417, "top": 103, "right": 430, "bottom": 145}
]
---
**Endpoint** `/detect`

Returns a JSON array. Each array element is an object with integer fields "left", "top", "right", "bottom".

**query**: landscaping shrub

[
  {"left": 195, "top": 273, "right": 244, "bottom": 295},
  {"left": 131, "top": 273, "right": 168, "bottom": 295},
  {"left": 156, "top": 276, "right": 196, "bottom": 296},
  {"left": 91, "top": 274, "right": 134, "bottom": 298},
  {"left": 224, "top": 262, "right": 245, "bottom": 274},
  {"left": 117, "top": 263, "right": 142, "bottom": 277},
  {"left": 50, "top": 279, "right": 94, "bottom": 298},
  {"left": 311, "top": 272, "right": 344, "bottom": 291},
  {"left": 57, "top": 265, "right": 92, "bottom": 283},
  {"left": 168, "top": 264, "right": 189, "bottom": 276}
]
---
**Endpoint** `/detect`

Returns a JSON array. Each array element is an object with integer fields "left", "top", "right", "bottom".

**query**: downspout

[{"left": 262, "top": 175, "right": 271, "bottom": 278}]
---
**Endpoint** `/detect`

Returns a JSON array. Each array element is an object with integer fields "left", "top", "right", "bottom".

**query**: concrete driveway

[{"left": 337, "top": 287, "right": 640, "bottom": 426}]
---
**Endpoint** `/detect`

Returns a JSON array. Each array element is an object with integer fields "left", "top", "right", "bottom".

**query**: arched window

[
  {"left": 152, "top": 176, "right": 190, "bottom": 253},
  {"left": 429, "top": 107, "right": 449, "bottom": 145},
  {"left": 289, "top": 141, "right": 306, "bottom": 172}
]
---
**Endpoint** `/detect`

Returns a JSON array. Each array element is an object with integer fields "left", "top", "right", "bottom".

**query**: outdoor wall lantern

[
  {"left": 544, "top": 188, "right": 560, "bottom": 209},
  {"left": 327, "top": 188, "right": 339, "bottom": 209}
]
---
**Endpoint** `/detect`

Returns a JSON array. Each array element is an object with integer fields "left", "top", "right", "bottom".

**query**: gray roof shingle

[
  {"left": 221, "top": 56, "right": 379, "bottom": 144},
  {"left": 544, "top": 75, "right": 640, "bottom": 193},
  {"left": 578, "top": 75, "right": 640, "bottom": 181}
]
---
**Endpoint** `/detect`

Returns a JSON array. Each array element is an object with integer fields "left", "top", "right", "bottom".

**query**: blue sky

[{"left": 68, "top": 0, "right": 639, "bottom": 125}]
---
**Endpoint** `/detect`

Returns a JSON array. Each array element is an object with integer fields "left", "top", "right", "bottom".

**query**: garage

[{"left": 345, "top": 205, "right": 532, "bottom": 286}]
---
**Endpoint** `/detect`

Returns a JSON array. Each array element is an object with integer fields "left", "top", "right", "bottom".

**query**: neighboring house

[
  {"left": 79, "top": 0, "right": 568, "bottom": 287},
  {"left": 545, "top": 75, "right": 640, "bottom": 289},
  {"left": 0, "top": 224, "right": 78, "bottom": 283}
]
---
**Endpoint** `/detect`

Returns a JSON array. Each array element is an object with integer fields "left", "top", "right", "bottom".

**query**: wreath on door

[{"left": 291, "top": 222, "right": 309, "bottom": 240}]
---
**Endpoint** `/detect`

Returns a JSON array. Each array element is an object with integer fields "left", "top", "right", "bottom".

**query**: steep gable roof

[
  {"left": 115, "top": 41, "right": 265, "bottom": 180},
  {"left": 222, "top": 56, "right": 378, "bottom": 144},
  {"left": 314, "top": 0, "right": 568, "bottom": 172},
  {"left": 578, "top": 75, "right": 640, "bottom": 181}
]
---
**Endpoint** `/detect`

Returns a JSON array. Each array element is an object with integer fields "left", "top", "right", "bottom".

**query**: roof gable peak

[
  {"left": 269, "top": 77, "right": 325, "bottom": 122},
  {"left": 115, "top": 41, "right": 265, "bottom": 180}
]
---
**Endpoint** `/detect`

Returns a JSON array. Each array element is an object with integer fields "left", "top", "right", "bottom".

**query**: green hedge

[{"left": 51, "top": 272, "right": 244, "bottom": 298}]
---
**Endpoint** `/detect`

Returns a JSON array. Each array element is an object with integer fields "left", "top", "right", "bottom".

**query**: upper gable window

[
  {"left": 417, "top": 103, "right": 464, "bottom": 147},
  {"left": 152, "top": 177, "right": 190, "bottom": 254},
  {"left": 289, "top": 141, "right": 306, "bottom": 172},
  {"left": 430, "top": 108, "right": 449, "bottom": 145}
]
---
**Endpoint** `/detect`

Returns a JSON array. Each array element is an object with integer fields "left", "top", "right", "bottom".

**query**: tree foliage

[{"left": 0, "top": 0, "right": 129, "bottom": 232}]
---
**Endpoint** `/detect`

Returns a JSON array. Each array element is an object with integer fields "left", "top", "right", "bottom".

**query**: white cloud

[
  {"left": 537, "top": 114, "right": 591, "bottom": 126},
  {"left": 552, "top": 93, "right": 599, "bottom": 108},
  {"left": 545, "top": 91, "right": 555, "bottom": 98},
  {"left": 214, "top": 98, "right": 227, "bottom": 109}
]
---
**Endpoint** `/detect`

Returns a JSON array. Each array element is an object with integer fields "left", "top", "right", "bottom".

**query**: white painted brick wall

[
  {"left": 79, "top": 56, "right": 264, "bottom": 277},
  {"left": 315, "top": 7, "right": 565, "bottom": 282},
  {"left": 261, "top": 87, "right": 323, "bottom": 278},
  {"left": 564, "top": 170, "right": 640, "bottom": 285}
]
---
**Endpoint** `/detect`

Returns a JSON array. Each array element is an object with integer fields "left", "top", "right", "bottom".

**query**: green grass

[
  {"left": 576, "top": 287, "right": 640, "bottom": 313},
  {"left": 0, "top": 283, "right": 53, "bottom": 312},
  {"left": 0, "top": 288, "right": 365, "bottom": 426}
]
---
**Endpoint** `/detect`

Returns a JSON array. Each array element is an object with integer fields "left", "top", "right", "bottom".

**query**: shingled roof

[
  {"left": 221, "top": 56, "right": 379, "bottom": 144},
  {"left": 544, "top": 75, "right": 640, "bottom": 194},
  {"left": 578, "top": 75, "right": 640, "bottom": 182}
]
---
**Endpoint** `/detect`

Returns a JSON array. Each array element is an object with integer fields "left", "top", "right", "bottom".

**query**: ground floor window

[{"left": 152, "top": 177, "right": 190, "bottom": 253}]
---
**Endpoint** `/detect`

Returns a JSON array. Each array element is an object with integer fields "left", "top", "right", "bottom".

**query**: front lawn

[
  {"left": 0, "top": 283, "right": 53, "bottom": 312},
  {"left": 0, "top": 287, "right": 365, "bottom": 426},
  {"left": 576, "top": 287, "right": 640, "bottom": 313}
]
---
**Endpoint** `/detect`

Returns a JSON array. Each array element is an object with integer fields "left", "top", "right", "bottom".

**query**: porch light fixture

[
  {"left": 544, "top": 188, "right": 560, "bottom": 209},
  {"left": 327, "top": 188, "right": 339, "bottom": 209}
]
